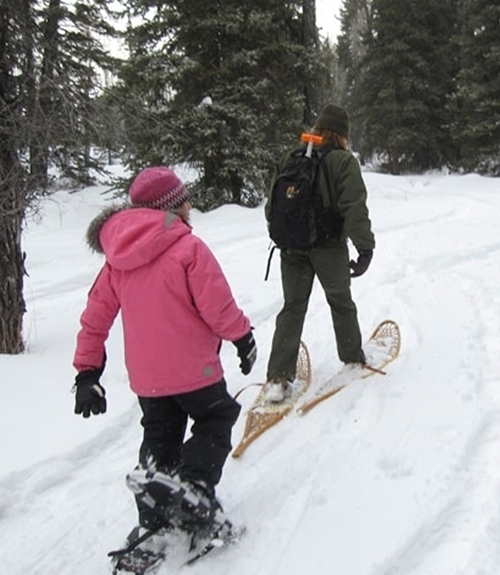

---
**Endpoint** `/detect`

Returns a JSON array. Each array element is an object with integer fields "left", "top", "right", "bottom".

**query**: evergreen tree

[
  {"left": 336, "top": 0, "right": 373, "bottom": 104},
  {"left": 352, "top": 0, "right": 459, "bottom": 173},
  {"left": 0, "top": 0, "right": 117, "bottom": 354},
  {"left": 303, "top": 0, "right": 334, "bottom": 126},
  {"left": 31, "top": 0, "right": 118, "bottom": 186},
  {"left": 335, "top": 0, "right": 374, "bottom": 152},
  {"left": 452, "top": 0, "right": 500, "bottom": 175},
  {"left": 118, "top": 0, "right": 331, "bottom": 210}
]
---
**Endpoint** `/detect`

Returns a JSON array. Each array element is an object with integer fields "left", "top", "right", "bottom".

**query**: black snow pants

[{"left": 135, "top": 379, "right": 240, "bottom": 527}]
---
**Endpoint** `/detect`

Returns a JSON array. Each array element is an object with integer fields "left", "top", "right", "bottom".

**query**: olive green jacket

[{"left": 265, "top": 146, "right": 375, "bottom": 251}]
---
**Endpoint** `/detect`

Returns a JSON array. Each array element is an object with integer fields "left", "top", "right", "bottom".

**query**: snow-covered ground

[{"left": 1, "top": 165, "right": 500, "bottom": 575}]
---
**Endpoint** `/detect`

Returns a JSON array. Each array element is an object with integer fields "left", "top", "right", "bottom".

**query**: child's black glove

[
  {"left": 74, "top": 369, "right": 107, "bottom": 418},
  {"left": 233, "top": 331, "right": 257, "bottom": 375}
]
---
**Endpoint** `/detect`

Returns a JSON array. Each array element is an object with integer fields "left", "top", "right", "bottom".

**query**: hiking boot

[
  {"left": 343, "top": 349, "right": 366, "bottom": 365},
  {"left": 127, "top": 467, "right": 183, "bottom": 528},
  {"left": 178, "top": 477, "right": 225, "bottom": 532},
  {"left": 342, "top": 358, "right": 366, "bottom": 371},
  {"left": 264, "top": 377, "right": 289, "bottom": 403}
]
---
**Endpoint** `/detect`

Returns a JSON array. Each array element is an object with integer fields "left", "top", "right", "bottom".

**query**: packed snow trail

[{"left": 1, "top": 170, "right": 500, "bottom": 575}]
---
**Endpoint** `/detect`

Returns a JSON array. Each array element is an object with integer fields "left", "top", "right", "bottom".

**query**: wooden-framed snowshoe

[{"left": 232, "top": 340, "right": 312, "bottom": 458}]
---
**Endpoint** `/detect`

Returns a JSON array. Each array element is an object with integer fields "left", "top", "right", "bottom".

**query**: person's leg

[
  {"left": 135, "top": 396, "right": 188, "bottom": 528},
  {"left": 174, "top": 379, "right": 241, "bottom": 490},
  {"left": 138, "top": 396, "right": 188, "bottom": 471},
  {"left": 312, "top": 241, "right": 365, "bottom": 363},
  {"left": 131, "top": 382, "right": 239, "bottom": 528},
  {"left": 266, "top": 250, "right": 315, "bottom": 381}
]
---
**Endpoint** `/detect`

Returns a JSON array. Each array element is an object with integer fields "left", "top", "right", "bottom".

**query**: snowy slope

[{"left": 1, "top": 166, "right": 500, "bottom": 575}]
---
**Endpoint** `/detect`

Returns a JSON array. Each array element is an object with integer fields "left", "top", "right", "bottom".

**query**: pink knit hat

[{"left": 129, "top": 167, "right": 189, "bottom": 211}]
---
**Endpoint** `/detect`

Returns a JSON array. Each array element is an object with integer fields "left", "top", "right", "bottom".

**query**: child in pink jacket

[{"left": 72, "top": 167, "right": 256, "bottom": 534}]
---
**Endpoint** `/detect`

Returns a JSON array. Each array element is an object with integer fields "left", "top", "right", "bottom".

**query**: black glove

[
  {"left": 350, "top": 248, "right": 373, "bottom": 278},
  {"left": 74, "top": 369, "right": 107, "bottom": 418},
  {"left": 233, "top": 330, "right": 257, "bottom": 375}
]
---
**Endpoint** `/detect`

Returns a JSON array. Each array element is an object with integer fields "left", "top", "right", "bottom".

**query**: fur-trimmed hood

[
  {"left": 86, "top": 205, "right": 191, "bottom": 271},
  {"left": 86, "top": 205, "right": 127, "bottom": 254}
]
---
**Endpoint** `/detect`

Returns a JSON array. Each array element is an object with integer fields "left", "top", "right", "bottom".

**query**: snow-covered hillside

[{"left": 1, "top": 165, "right": 500, "bottom": 575}]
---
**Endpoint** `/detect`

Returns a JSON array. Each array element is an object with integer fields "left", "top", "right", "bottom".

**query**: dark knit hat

[
  {"left": 129, "top": 167, "right": 189, "bottom": 211},
  {"left": 314, "top": 104, "right": 349, "bottom": 137}
]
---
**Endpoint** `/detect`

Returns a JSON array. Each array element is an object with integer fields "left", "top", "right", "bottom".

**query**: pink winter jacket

[{"left": 73, "top": 207, "right": 251, "bottom": 397}]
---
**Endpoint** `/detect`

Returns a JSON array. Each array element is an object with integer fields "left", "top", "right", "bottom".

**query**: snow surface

[{"left": 1, "top": 164, "right": 500, "bottom": 575}]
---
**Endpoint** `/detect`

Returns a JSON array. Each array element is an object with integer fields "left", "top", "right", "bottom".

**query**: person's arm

[
  {"left": 72, "top": 264, "right": 120, "bottom": 417},
  {"left": 335, "top": 153, "right": 375, "bottom": 251},
  {"left": 186, "top": 239, "right": 256, "bottom": 374}
]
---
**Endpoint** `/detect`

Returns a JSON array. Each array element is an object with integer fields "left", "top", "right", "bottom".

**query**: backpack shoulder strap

[{"left": 315, "top": 145, "right": 338, "bottom": 208}]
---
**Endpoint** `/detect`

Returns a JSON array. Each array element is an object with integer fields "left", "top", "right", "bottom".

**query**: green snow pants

[{"left": 266, "top": 240, "right": 365, "bottom": 381}]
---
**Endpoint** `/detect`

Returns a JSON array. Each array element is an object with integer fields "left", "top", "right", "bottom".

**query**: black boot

[{"left": 127, "top": 468, "right": 224, "bottom": 533}]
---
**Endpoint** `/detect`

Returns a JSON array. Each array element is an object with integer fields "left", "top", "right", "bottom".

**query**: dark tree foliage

[
  {"left": 117, "top": 0, "right": 332, "bottom": 210},
  {"left": 303, "top": 0, "right": 331, "bottom": 126},
  {"left": 32, "top": 0, "right": 118, "bottom": 186},
  {"left": 350, "top": 0, "right": 460, "bottom": 174},
  {"left": 452, "top": 0, "right": 500, "bottom": 175},
  {"left": 335, "top": 0, "right": 373, "bottom": 104},
  {"left": 335, "top": 0, "right": 374, "bottom": 152},
  {"left": 0, "top": 0, "right": 117, "bottom": 354}
]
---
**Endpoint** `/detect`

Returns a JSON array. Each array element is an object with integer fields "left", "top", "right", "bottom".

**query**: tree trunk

[
  {"left": 0, "top": 113, "right": 27, "bottom": 354},
  {"left": 0, "top": 0, "right": 27, "bottom": 354},
  {"left": 0, "top": 180, "right": 26, "bottom": 355},
  {"left": 303, "top": 0, "right": 319, "bottom": 126}
]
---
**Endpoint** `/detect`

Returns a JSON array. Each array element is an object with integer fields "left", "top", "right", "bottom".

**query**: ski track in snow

[{"left": 1, "top": 169, "right": 500, "bottom": 574}]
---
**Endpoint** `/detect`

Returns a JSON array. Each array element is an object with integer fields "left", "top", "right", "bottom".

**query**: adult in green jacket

[{"left": 264, "top": 103, "right": 375, "bottom": 403}]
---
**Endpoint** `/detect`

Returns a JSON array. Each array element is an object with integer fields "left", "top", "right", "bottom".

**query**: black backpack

[{"left": 267, "top": 145, "right": 343, "bottom": 251}]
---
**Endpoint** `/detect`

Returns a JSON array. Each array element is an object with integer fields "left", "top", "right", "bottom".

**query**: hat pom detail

[{"left": 130, "top": 167, "right": 189, "bottom": 211}]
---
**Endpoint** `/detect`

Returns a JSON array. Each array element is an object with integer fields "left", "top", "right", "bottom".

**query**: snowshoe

[{"left": 111, "top": 472, "right": 244, "bottom": 570}]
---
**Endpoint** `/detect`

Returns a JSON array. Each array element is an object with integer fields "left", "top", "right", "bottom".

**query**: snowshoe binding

[
  {"left": 109, "top": 525, "right": 169, "bottom": 575},
  {"left": 126, "top": 468, "right": 225, "bottom": 532},
  {"left": 185, "top": 516, "right": 245, "bottom": 565}
]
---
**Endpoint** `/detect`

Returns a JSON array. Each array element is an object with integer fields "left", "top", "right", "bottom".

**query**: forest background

[{"left": 1, "top": 0, "right": 499, "bottom": 355}]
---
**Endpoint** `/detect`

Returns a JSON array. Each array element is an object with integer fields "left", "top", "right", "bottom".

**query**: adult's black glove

[
  {"left": 74, "top": 369, "right": 107, "bottom": 418},
  {"left": 350, "top": 248, "right": 373, "bottom": 278},
  {"left": 233, "top": 330, "right": 257, "bottom": 375}
]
